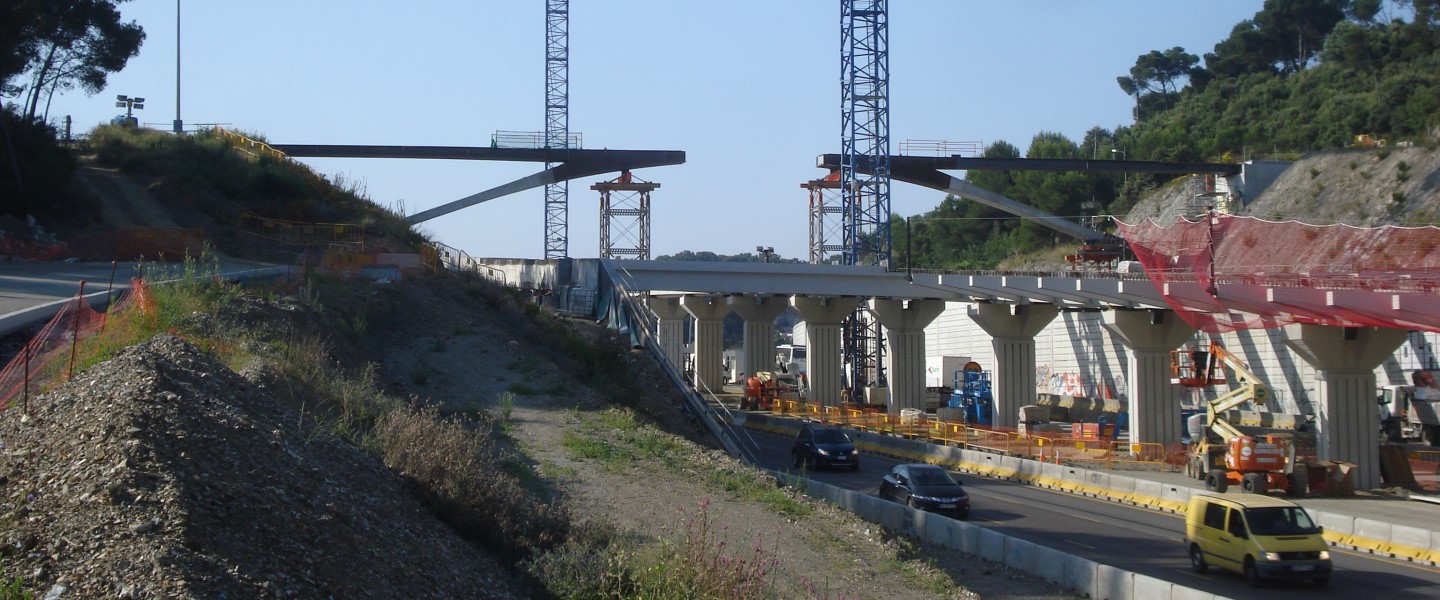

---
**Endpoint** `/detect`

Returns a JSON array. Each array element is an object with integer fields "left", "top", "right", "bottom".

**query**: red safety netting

[
  {"left": 1116, "top": 215, "right": 1440, "bottom": 334},
  {"left": 0, "top": 279, "right": 153, "bottom": 413}
]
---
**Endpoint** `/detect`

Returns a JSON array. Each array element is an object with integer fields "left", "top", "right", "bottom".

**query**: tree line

[
  {"left": 2, "top": 0, "right": 145, "bottom": 225},
  {"left": 905, "top": 0, "right": 1440, "bottom": 271}
]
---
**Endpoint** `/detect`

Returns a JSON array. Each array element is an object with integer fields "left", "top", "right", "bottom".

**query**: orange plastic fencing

[
  {"left": 1412, "top": 451, "right": 1440, "bottom": 493},
  {"left": 775, "top": 400, "right": 1174, "bottom": 470},
  {"left": 0, "top": 280, "right": 153, "bottom": 413}
]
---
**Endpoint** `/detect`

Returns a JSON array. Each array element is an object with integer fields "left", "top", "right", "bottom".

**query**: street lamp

[
  {"left": 756, "top": 245, "right": 775, "bottom": 263},
  {"left": 115, "top": 95, "right": 144, "bottom": 127},
  {"left": 1111, "top": 148, "right": 1128, "bottom": 188}
]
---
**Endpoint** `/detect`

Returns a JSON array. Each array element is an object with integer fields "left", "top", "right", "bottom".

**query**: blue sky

[{"left": 40, "top": 1, "right": 1268, "bottom": 261}]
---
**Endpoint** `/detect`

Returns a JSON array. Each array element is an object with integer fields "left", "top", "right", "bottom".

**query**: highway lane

[{"left": 742, "top": 428, "right": 1440, "bottom": 599}]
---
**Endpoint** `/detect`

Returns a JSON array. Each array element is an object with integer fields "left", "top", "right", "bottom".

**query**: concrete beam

[
  {"left": 1102, "top": 310, "right": 1198, "bottom": 445},
  {"left": 870, "top": 298, "right": 947, "bottom": 413},
  {"left": 968, "top": 303, "right": 1061, "bottom": 428},
  {"left": 1285, "top": 324, "right": 1408, "bottom": 490}
]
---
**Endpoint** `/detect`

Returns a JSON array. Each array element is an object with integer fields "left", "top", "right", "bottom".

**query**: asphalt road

[{"left": 742, "top": 429, "right": 1440, "bottom": 599}]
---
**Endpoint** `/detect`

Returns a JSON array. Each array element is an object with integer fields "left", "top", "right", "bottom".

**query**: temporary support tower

[
  {"left": 840, "top": 0, "right": 891, "bottom": 397},
  {"left": 544, "top": 0, "right": 570, "bottom": 259},
  {"left": 804, "top": 170, "right": 845, "bottom": 264},
  {"left": 594, "top": 171, "right": 657, "bottom": 260}
]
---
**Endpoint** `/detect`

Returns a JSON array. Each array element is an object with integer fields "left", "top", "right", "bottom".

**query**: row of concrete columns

[{"left": 647, "top": 294, "right": 1406, "bottom": 489}]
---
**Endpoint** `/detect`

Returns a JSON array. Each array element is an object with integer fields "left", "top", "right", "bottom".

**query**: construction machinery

[
  {"left": 1379, "top": 383, "right": 1440, "bottom": 446},
  {"left": 1175, "top": 342, "right": 1307, "bottom": 496}
]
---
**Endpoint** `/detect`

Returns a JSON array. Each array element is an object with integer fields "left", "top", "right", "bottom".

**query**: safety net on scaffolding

[{"left": 1115, "top": 214, "right": 1440, "bottom": 334}]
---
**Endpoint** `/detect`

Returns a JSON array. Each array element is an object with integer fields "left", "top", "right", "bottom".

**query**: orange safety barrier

[{"left": 0, "top": 280, "right": 153, "bottom": 413}]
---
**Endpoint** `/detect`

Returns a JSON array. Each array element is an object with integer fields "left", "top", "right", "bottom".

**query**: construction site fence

[
  {"left": 240, "top": 212, "right": 365, "bottom": 250},
  {"left": 0, "top": 280, "right": 154, "bottom": 414},
  {"left": 768, "top": 399, "right": 1178, "bottom": 471}
]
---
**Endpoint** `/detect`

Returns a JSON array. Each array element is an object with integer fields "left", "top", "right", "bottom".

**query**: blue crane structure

[
  {"left": 544, "top": 0, "right": 570, "bottom": 259},
  {"left": 839, "top": 0, "right": 891, "bottom": 399}
]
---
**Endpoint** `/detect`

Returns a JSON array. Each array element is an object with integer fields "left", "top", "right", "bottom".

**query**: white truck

[{"left": 1379, "top": 384, "right": 1440, "bottom": 446}]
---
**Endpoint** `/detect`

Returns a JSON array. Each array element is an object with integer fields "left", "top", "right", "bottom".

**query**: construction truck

[
  {"left": 1379, "top": 383, "right": 1440, "bottom": 446},
  {"left": 1175, "top": 342, "right": 1307, "bottom": 496}
]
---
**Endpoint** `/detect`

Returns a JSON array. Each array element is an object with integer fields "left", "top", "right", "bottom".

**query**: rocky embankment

[{"left": 0, "top": 334, "right": 517, "bottom": 599}]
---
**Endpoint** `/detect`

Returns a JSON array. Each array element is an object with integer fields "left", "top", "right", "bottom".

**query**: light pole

[
  {"left": 115, "top": 95, "right": 144, "bottom": 126},
  {"left": 1112, "top": 148, "right": 1128, "bottom": 188},
  {"left": 174, "top": 0, "right": 182, "bottom": 134},
  {"left": 756, "top": 245, "right": 774, "bottom": 263}
]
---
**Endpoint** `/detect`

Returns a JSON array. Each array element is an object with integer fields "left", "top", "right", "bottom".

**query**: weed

[
  {"left": 0, "top": 574, "right": 32, "bottom": 600},
  {"left": 1393, "top": 190, "right": 1407, "bottom": 203},
  {"left": 1377, "top": 148, "right": 1391, "bottom": 160},
  {"left": 562, "top": 431, "right": 628, "bottom": 463},
  {"left": 1348, "top": 160, "right": 1358, "bottom": 170},
  {"left": 452, "top": 325, "right": 477, "bottom": 336},
  {"left": 1361, "top": 171, "right": 1373, "bottom": 180},
  {"left": 1308, "top": 167, "right": 1320, "bottom": 178},
  {"left": 498, "top": 391, "right": 516, "bottom": 423}
]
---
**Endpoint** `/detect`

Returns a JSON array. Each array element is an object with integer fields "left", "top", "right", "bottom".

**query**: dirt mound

[{"left": 0, "top": 334, "right": 517, "bottom": 599}]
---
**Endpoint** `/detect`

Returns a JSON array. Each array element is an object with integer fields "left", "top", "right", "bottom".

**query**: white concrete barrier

[
  {"left": 1095, "top": 562, "right": 1136, "bottom": 600},
  {"left": 1064, "top": 554, "right": 1099, "bottom": 598},
  {"left": 977, "top": 528, "right": 1006, "bottom": 563},
  {"left": 1134, "top": 573, "right": 1175, "bottom": 600},
  {"left": 1355, "top": 517, "right": 1393, "bottom": 550},
  {"left": 1134, "top": 478, "right": 1165, "bottom": 506},
  {"left": 1003, "top": 536, "right": 1038, "bottom": 572},
  {"left": 1033, "top": 544, "right": 1068, "bottom": 585}
]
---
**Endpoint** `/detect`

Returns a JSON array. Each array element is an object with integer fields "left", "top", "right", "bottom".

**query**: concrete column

[
  {"left": 647, "top": 296, "right": 689, "bottom": 374},
  {"left": 968, "top": 302, "right": 1060, "bottom": 428},
  {"left": 869, "top": 298, "right": 947, "bottom": 414},
  {"left": 728, "top": 295, "right": 789, "bottom": 379},
  {"left": 1285, "top": 324, "right": 1408, "bottom": 491},
  {"left": 1101, "top": 309, "right": 1197, "bottom": 445},
  {"left": 791, "top": 296, "right": 852, "bottom": 408},
  {"left": 681, "top": 295, "right": 730, "bottom": 394}
]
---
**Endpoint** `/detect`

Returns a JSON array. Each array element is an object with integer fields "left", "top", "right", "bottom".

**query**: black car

[
  {"left": 879, "top": 464, "right": 970, "bottom": 519},
  {"left": 791, "top": 425, "right": 860, "bottom": 471}
]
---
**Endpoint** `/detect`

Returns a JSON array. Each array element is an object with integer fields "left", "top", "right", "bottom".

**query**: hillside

[{"left": 1124, "top": 130, "right": 1440, "bottom": 227}]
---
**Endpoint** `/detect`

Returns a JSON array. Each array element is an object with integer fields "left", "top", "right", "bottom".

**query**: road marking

[{"left": 1067, "top": 539, "right": 1097, "bottom": 550}]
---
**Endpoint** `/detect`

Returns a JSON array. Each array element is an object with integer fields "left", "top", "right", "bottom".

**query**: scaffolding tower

[
  {"left": 594, "top": 171, "right": 657, "bottom": 260},
  {"left": 803, "top": 170, "right": 845, "bottom": 264},
  {"left": 543, "top": 0, "right": 570, "bottom": 259}
]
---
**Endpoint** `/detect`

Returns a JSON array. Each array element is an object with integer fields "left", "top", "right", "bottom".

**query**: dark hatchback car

[
  {"left": 879, "top": 464, "right": 970, "bottom": 519},
  {"left": 791, "top": 425, "right": 860, "bottom": 471}
]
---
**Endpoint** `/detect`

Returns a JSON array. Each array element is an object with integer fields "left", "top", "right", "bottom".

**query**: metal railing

[
  {"left": 426, "top": 242, "right": 505, "bottom": 284},
  {"left": 210, "top": 126, "right": 287, "bottom": 160}
]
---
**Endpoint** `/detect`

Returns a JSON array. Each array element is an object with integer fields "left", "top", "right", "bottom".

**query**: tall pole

[{"left": 173, "top": 0, "right": 182, "bottom": 134}]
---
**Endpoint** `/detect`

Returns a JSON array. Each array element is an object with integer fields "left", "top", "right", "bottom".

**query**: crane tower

[
  {"left": 840, "top": 0, "right": 891, "bottom": 397},
  {"left": 544, "top": 0, "right": 570, "bottom": 258}
]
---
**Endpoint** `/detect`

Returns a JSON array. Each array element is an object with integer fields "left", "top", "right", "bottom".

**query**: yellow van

[{"left": 1185, "top": 493, "right": 1332, "bottom": 587}]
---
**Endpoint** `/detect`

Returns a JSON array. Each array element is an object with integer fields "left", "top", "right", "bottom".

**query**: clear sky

[{"left": 41, "top": 1, "right": 1267, "bottom": 261}]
